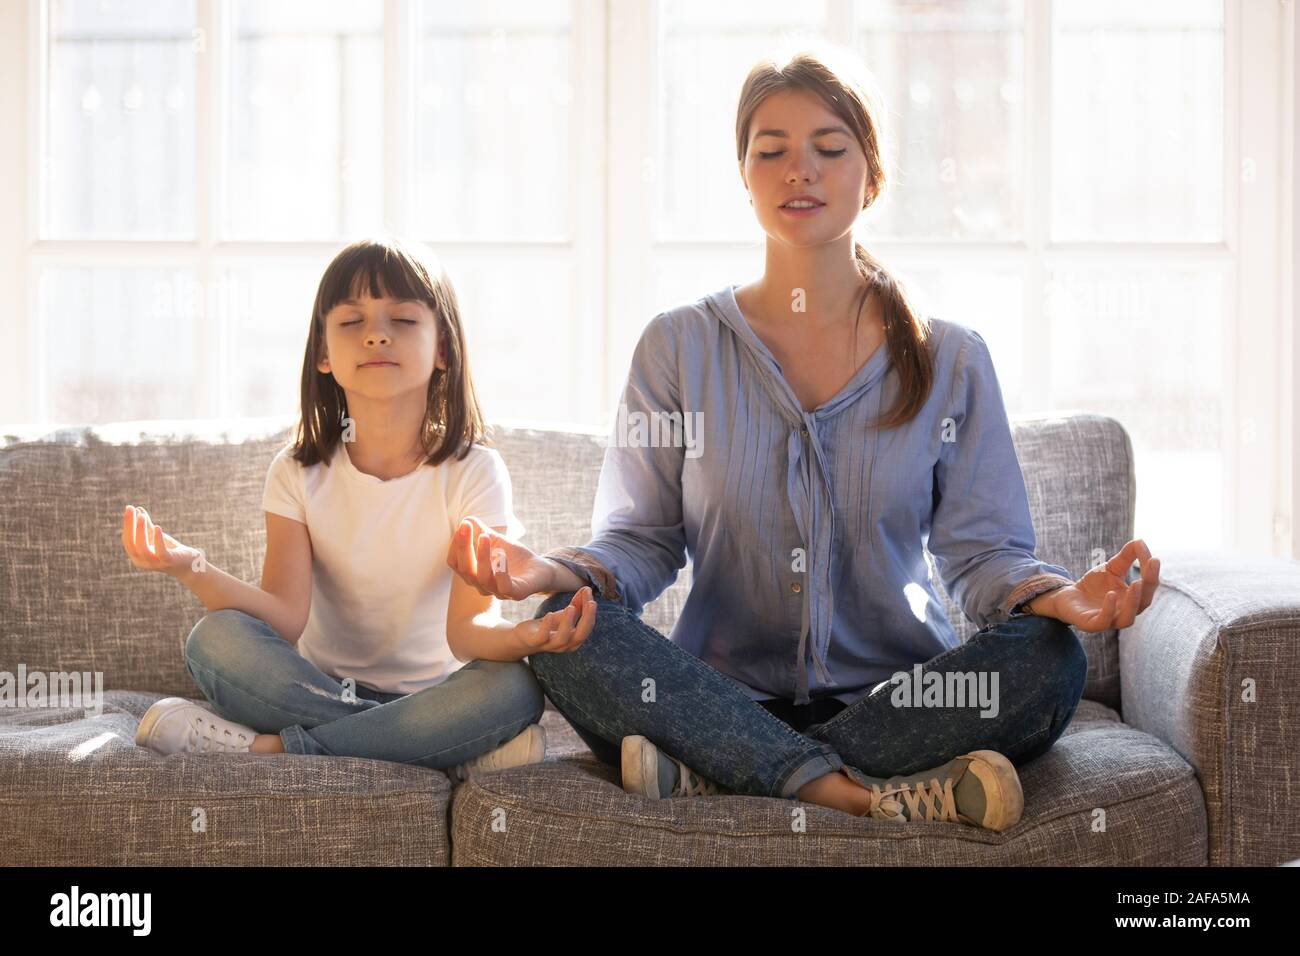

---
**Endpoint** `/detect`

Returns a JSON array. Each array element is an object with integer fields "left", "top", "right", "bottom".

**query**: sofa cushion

[
  {"left": 448, "top": 700, "right": 1206, "bottom": 866},
  {"left": 0, "top": 690, "right": 450, "bottom": 865}
]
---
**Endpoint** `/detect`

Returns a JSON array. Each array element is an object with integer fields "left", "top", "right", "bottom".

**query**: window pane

[
  {"left": 39, "top": 266, "right": 199, "bottom": 423},
  {"left": 225, "top": 0, "right": 383, "bottom": 240},
  {"left": 223, "top": 264, "right": 317, "bottom": 420},
  {"left": 882, "top": 265, "right": 1025, "bottom": 407},
  {"left": 1051, "top": 0, "right": 1223, "bottom": 242},
  {"left": 413, "top": 1, "right": 574, "bottom": 241},
  {"left": 658, "top": 0, "right": 827, "bottom": 240},
  {"left": 439, "top": 256, "right": 584, "bottom": 423},
  {"left": 853, "top": 0, "right": 1025, "bottom": 240},
  {"left": 46, "top": 0, "right": 196, "bottom": 238},
  {"left": 1045, "top": 266, "right": 1225, "bottom": 549}
]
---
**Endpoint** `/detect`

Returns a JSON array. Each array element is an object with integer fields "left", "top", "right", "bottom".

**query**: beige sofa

[{"left": 1, "top": 414, "right": 1296, "bottom": 865}]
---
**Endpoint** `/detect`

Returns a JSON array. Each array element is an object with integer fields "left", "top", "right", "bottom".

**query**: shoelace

[
  {"left": 187, "top": 715, "right": 253, "bottom": 753},
  {"left": 864, "top": 778, "right": 958, "bottom": 823},
  {"left": 675, "top": 762, "right": 722, "bottom": 797}
]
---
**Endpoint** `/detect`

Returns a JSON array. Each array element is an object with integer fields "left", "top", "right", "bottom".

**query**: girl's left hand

[{"left": 1039, "top": 538, "right": 1161, "bottom": 633}]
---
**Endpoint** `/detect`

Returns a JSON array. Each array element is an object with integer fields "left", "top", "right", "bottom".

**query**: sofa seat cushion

[
  {"left": 449, "top": 700, "right": 1207, "bottom": 866},
  {"left": 0, "top": 691, "right": 450, "bottom": 865}
]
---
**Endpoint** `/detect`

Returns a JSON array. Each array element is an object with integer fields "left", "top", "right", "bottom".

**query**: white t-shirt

[{"left": 260, "top": 438, "right": 526, "bottom": 695}]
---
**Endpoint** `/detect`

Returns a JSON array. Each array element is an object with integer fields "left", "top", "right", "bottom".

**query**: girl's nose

[{"left": 364, "top": 332, "right": 390, "bottom": 346}]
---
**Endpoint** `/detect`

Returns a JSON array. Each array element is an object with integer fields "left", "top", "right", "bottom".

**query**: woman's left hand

[{"left": 1037, "top": 539, "right": 1161, "bottom": 633}]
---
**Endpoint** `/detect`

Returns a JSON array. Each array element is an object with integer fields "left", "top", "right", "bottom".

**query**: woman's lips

[{"left": 779, "top": 202, "right": 825, "bottom": 218}]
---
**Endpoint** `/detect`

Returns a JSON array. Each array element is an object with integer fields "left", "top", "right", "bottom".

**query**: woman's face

[
  {"left": 739, "top": 87, "right": 871, "bottom": 248},
  {"left": 316, "top": 290, "right": 446, "bottom": 399}
]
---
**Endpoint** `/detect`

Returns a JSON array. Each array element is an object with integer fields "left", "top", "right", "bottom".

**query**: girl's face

[
  {"left": 316, "top": 292, "right": 447, "bottom": 399},
  {"left": 739, "top": 87, "right": 871, "bottom": 249}
]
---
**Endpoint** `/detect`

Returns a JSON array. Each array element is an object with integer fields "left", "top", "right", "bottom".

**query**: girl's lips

[
  {"left": 779, "top": 202, "right": 825, "bottom": 218},
  {"left": 359, "top": 362, "right": 398, "bottom": 368}
]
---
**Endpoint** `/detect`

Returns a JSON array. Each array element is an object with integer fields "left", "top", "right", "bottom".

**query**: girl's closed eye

[{"left": 341, "top": 319, "right": 418, "bottom": 326}]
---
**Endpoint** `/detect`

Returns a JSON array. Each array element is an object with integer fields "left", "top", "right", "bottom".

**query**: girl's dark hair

[
  {"left": 287, "top": 236, "right": 489, "bottom": 468},
  {"left": 736, "top": 44, "right": 935, "bottom": 429}
]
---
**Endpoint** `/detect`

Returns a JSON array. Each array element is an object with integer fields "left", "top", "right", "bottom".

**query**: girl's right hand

[
  {"left": 447, "top": 516, "right": 559, "bottom": 601},
  {"left": 121, "top": 504, "right": 203, "bottom": 578}
]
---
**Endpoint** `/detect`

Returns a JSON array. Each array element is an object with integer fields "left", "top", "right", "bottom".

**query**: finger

[
  {"left": 475, "top": 530, "right": 499, "bottom": 592},
  {"left": 134, "top": 510, "right": 148, "bottom": 557},
  {"left": 1095, "top": 590, "right": 1118, "bottom": 631},
  {"left": 457, "top": 521, "right": 480, "bottom": 580},
  {"left": 1104, "top": 539, "right": 1139, "bottom": 578},
  {"left": 563, "top": 589, "right": 598, "bottom": 650},
  {"left": 143, "top": 513, "right": 158, "bottom": 557},
  {"left": 1119, "top": 579, "right": 1143, "bottom": 629},
  {"left": 464, "top": 513, "right": 507, "bottom": 543},
  {"left": 1138, "top": 557, "right": 1160, "bottom": 613},
  {"left": 547, "top": 602, "right": 579, "bottom": 649},
  {"left": 488, "top": 545, "right": 512, "bottom": 595},
  {"left": 122, "top": 505, "right": 137, "bottom": 554},
  {"left": 536, "top": 609, "right": 567, "bottom": 650}
]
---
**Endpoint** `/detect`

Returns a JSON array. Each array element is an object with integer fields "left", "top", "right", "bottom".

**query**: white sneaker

[
  {"left": 620, "top": 735, "right": 724, "bottom": 799},
  {"left": 135, "top": 697, "right": 258, "bottom": 755},
  {"left": 447, "top": 723, "right": 546, "bottom": 783}
]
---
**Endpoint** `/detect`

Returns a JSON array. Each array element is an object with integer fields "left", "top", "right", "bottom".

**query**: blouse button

[{"left": 790, "top": 582, "right": 802, "bottom": 594}]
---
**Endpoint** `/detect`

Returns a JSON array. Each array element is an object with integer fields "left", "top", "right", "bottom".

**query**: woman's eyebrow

[{"left": 754, "top": 126, "right": 851, "bottom": 138}]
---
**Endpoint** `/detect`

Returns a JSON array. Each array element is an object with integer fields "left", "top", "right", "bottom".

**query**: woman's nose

[{"left": 786, "top": 162, "right": 814, "bottom": 184}]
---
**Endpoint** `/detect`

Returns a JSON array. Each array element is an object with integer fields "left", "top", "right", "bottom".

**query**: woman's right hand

[
  {"left": 121, "top": 504, "right": 203, "bottom": 578},
  {"left": 447, "top": 516, "right": 561, "bottom": 601}
]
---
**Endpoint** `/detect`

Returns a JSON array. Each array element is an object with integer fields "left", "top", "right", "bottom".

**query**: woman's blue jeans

[
  {"left": 182, "top": 609, "right": 545, "bottom": 770},
  {"left": 528, "top": 591, "right": 1089, "bottom": 799}
]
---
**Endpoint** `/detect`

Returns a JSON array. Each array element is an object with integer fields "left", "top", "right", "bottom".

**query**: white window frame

[{"left": 0, "top": 0, "right": 1293, "bottom": 557}]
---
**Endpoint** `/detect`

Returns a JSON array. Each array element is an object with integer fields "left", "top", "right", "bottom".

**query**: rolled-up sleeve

[
  {"left": 927, "top": 328, "right": 1074, "bottom": 628},
  {"left": 552, "top": 313, "right": 689, "bottom": 615}
]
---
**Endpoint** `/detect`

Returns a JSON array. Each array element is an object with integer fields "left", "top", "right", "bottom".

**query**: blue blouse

[{"left": 549, "top": 284, "right": 1074, "bottom": 706}]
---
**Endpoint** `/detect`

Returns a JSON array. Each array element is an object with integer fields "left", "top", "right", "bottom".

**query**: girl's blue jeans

[
  {"left": 182, "top": 608, "right": 545, "bottom": 770},
  {"left": 528, "top": 591, "right": 1089, "bottom": 799}
]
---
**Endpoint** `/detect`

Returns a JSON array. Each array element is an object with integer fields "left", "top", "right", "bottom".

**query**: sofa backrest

[{"left": 0, "top": 412, "right": 1133, "bottom": 708}]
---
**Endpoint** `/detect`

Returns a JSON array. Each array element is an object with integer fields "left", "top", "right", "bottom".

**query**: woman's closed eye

[{"left": 757, "top": 149, "right": 847, "bottom": 159}]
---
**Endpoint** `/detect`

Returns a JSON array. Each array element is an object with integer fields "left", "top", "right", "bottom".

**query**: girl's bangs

[{"left": 319, "top": 245, "right": 434, "bottom": 316}]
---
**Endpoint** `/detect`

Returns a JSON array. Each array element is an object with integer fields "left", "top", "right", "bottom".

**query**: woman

[{"left": 447, "top": 46, "right": 1160, "bottom": 830}]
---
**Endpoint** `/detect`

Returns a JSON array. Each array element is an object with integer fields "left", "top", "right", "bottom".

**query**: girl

[
  {"left": 124, "top": 236, "right": 596, "bottom": 779},
  {"left": 447, "top": 46, "right": 1161, "bottom": 829}
]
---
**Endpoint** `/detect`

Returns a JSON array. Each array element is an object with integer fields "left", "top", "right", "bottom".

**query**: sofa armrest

[{"left": 1119, "top": 549, "right": 1300, "bottom": 866}]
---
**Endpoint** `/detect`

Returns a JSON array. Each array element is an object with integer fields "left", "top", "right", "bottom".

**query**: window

[{"left": 6, "top": 0, "right": 1292, "bottom": 555}]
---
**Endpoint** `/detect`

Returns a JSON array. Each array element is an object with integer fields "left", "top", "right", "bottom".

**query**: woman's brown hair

[
  {"left": 287, "top": 236, "right": 489, "bottom": 469},
  {"left": 736, "top": 45, "right": 934, "bottom": 429}
]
